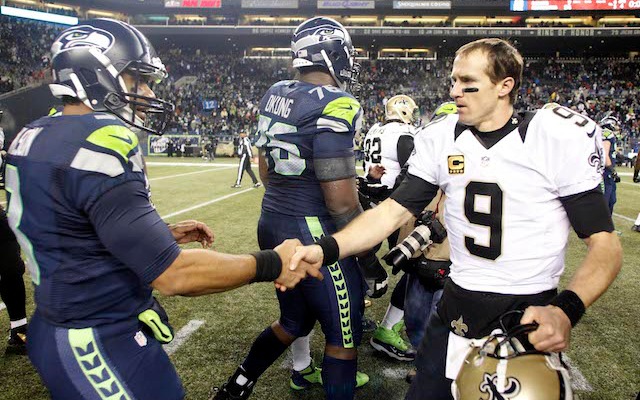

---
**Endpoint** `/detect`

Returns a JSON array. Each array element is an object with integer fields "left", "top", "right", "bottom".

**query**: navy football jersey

[
  {"left": 5, "top": 113, "right": 180, "bottom": 327},
  {"left": 256, "top": 80, "right": 362, "bottom": 216}
]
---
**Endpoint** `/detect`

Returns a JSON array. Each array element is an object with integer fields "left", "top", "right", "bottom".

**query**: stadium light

[{"left": 0, "top": 5, "right": 78, "bottom": 25}]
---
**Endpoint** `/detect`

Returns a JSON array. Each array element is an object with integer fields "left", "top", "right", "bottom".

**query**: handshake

[{"left": 383, "top": 211, "right": 447, "bottom": 275}]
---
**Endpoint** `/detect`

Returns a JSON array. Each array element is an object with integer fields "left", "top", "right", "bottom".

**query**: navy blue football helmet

[
  {"left": 49, "top": 18, "right": 174, "bottom": 135},
  {"left": 599, "top": 112, "right": 620, "bottom": 133},
  {"left": 291, "top": 17, "right": 360, "bottom": 92}
]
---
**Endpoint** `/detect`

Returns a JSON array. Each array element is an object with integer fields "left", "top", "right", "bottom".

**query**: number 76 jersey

[
  {"left": 256, "top": 80, "right": 362, "bottom": 217},
  {"left": 407, "top": 108, "right": 604, "bottom": 294}
]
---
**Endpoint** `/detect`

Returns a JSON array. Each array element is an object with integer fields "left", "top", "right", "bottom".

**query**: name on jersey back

[{"left": 265, "top": 95, "right": 294, "bottom": 118}]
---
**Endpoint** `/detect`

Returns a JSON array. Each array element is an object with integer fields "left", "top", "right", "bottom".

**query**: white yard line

[
  {"left": 163, "top": 319, "right": 205, "bottom": 356},
  {"left": 161, "top": 188, "right": 255, "bottom": 220},
  {"left": 147, "top": 161, "right": 237, "bottom": 167},
  {"left": 150, "top": 167, "right": 233, "bottom": 182},
  {"left": 564, "top": 355, "right": 594, "bottom": 392},
  {"left": 147, "top": 161, "right": 365, "bottom": 170},
  {"left": 613, "top": 212, "right": 635, "bottom": 223},
  {"left": 619, "top": 181, "right": 640, "bottom": 187}
]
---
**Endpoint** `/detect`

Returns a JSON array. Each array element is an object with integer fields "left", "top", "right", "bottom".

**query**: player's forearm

[
  {"left": 333, "top": 198, "right": 412, "bottom": 258},
  {"left": 567, "top": 231, "right": 622, "bottom": 308},
  {"left": 258, "top": 151, "right": 269, "bottom": 187},
  {"left": 153, "top": 249, "right": 257, "bottom": 296}
]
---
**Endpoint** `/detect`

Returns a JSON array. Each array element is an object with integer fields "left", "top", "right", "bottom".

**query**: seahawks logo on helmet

[
  {"left": 479, "top": 373, "right": 521, "bottom": 399},
  {"left": 316, "top": 27, "right": 347, "bottom": 43},
  {"left": 51, "top": 25, "right": 115, "bottom": 56}
]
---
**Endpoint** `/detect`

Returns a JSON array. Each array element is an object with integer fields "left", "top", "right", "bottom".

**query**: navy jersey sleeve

[
  {"left": 313, "top": 95, "right": 362, "bottom": 159},
  {"left": 65, "top": 123, "right": 148, "bottom": 212},
  {"left": 87, "top": 180, "right": 181, "bottom": 284}
]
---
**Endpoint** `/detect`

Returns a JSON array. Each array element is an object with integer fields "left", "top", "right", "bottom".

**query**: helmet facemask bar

[{"left": 104, "top": 60, "right": 175, "bottom": 135}]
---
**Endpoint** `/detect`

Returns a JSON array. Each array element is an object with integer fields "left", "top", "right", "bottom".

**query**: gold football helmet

[
  {"left": 385, "top": 95, "right": 419, "bottom": 125},
  {"left": 453, "top": 320, "right": 573, "bottom": 400}
]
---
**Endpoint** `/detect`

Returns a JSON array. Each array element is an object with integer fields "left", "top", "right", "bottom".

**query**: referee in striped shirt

[{"left": 231, "top": 131, "right": 261, "bottom": 188}]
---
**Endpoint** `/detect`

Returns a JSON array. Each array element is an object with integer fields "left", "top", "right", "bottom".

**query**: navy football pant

[
  {"left": 405, "top": 311, "right": 452, "bottom": 400},
  {"left": 0, "top": 208, "right": 27, "bottom": 322},
  {"left": 404, "top": 273, "right": 443, "bottom": 349},
  {"left": 258, "top": 211, "right": 365, "bottom": 348},
  {"left": 603, "top": 171, "right": 617, "bottom": 215},
  {"left": 28, "top": 311, "right": 185, "bottom": 400}
]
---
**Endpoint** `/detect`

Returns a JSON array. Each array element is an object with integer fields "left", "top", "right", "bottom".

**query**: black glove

[
  {"left": 356, "top": 251, "right": 388, "bottom": 298},
  {"left": 611, "top": 169, "right": 621, "bottom": 183}
]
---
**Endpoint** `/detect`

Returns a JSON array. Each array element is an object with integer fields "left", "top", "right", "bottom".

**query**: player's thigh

[
  {"left": 28, "top": 312, "right": 184, "bottom": 400},
  {"left": 258, "top": 211, "right": 335, "bottom": 249},
  {"left": 306, "top": 256, "right": 365, "bottom": 349}
]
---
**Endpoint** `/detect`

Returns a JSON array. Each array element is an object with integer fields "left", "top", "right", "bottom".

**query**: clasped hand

[{"left": 273, "top": 239, "right": 324, "bottom": 292}]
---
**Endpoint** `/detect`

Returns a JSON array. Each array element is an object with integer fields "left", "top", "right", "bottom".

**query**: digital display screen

[
  {"left": 510, "top": 0, "right": 640, "bottom": 11},
  {"left": 164, "top": 0, "right": 222, "bottom": 8}
]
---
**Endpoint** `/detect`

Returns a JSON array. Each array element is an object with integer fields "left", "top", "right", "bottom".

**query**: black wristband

[
  {"left": 251, "top": 250, "right": 282, "bottom": 282},
  {"left": 550, "top": 290, "right": 586, "bottom": 327},
  {"left": 315, "top": 235, "right": 339, "bottom": 265}
]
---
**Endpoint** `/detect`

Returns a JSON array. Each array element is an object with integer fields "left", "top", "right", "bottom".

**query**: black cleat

[
  {"left": 6, "top": 326, "right": 27, "bottom": 356},
  {"left": 212, "top": 367, "right": 255, "bottom": 400}
]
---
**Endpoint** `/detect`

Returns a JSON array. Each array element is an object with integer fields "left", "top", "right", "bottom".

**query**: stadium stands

[{"left": 0, "top": 16, "right": 637, "bottom": 148}]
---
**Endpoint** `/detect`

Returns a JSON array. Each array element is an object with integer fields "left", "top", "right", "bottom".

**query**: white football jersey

[
  {"left": 407, "top": 107, "right": 604, "bottom": 294},
  {"left": 363, "top": 121, "right": 416, "bottom": 188}
]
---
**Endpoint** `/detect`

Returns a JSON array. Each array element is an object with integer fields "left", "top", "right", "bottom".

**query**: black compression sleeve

[
  {"left": 396, "top": 135, "right": 415, "bottom": 168},
  {"left": 390, "top": 173, "right": 439, "bottom": 217},
  {"left": 560, "top": 188, "right": 614, "bottom": 238}
]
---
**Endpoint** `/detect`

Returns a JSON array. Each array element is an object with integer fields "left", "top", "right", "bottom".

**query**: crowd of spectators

[
  {"left": 0, "top": 18, "right": 58, "bottom": 93},
  {"left": 0, "top": 17, "right": 638, "bottom": 151}
]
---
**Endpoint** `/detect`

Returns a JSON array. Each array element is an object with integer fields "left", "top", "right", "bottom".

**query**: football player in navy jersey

[
  {"left": 291, "top": 38, "right": 622, "bottom": 399},
  {"left": 599, "top": 113, "right": 620, "bottom": 215},
  {"left": 5, "top": 19, "right": 321, "bottom": 400},
  {"left": 215, "top": 17, "right": 383, "bottom": 400}
]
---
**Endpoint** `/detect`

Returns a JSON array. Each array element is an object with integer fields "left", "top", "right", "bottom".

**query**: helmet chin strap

[{"left": 320, "top": 49, "right": 344, "bottom": 90}]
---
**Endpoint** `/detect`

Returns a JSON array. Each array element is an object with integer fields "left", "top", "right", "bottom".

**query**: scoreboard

[
  {"left": 164, "top": 0, "right": 221, "bottom": 7},
  {"left": 510, "top": 0, "right": 640, "bottom": 10}
]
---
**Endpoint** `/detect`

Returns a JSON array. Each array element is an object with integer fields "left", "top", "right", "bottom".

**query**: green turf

[{"left": 0, "top": 161, "right": 638, "bottom": 399}]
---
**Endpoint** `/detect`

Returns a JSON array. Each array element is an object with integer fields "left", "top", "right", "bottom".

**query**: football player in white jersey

[
  {"left": 361, "top": 95, "right": 419, "bottom": 361},
  {"left": 363, "top": 95, "right": 418, "bottom": 188},
  {"left": 290, "top": 38, "right": 622, "bottom": 399}
]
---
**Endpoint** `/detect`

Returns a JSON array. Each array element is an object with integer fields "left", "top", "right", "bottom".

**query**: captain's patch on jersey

[{"left": 448, "top": 155, "right": 464, "bottom": 174}]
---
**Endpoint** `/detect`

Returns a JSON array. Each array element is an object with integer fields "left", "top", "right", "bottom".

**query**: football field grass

[{"left": 0, "top": 158, "right": 638, "bottom": 400}]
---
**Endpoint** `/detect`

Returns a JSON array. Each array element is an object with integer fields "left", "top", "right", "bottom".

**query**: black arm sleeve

[
  {"left": 559, "top": 188, "right": 614, "bottom": 239},
  {"left": 396, "top": 135, "right": 415, "bottom": 168},
  {"left": 390, "top": 173, "right": 440, "bottom": 217}
]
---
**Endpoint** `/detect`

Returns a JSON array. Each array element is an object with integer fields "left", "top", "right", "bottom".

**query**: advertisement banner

[
  {"left": 148, "top": 135, "right": 201, "bottom": 156},
  {"left": 317, "top": 0, "right": 375, "bottom": 9},
  {"left": 393, "top": 0, "right": 451, "bottom": 9},
  {"left": 241, "top": 0, "right": 298, "bottom": 8},
  {"left": 164, "top": 0, "right": 222, "bottom": 8}
]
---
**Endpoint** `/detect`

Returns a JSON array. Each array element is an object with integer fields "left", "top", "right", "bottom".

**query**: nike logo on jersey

[
  {"left": 341, "top": 105, "right": 354, "bottom": 110},
  {"left": 109, "top": 134, "right": 133, "bottom": 145}
]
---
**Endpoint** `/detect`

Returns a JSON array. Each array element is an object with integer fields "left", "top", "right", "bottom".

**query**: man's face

[
  {"left": 449, "top": 50, "right": 502, "bottom": 128},
  {"left": 122, "top": 72, "right": 156, "bottom": 122}
]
